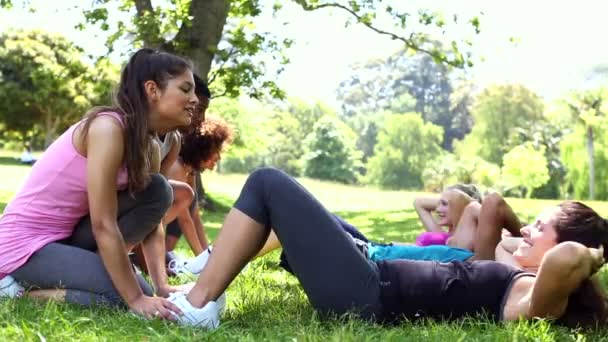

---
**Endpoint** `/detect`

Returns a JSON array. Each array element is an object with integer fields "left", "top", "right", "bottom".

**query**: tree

[
  {"left": 464, "top": 84, "right": 545, "bottom": 165},
  {"left": 512, "top": 117, "right": 569, "bottom": 199},
  {"left": 564, "top": 88, "right": 608, "bottom": 200},
  {"left": 263, "top": 98, "right": 333, "bottom": 175},
  {"left": 561, "top": 123, "right": 608, "bottom": 200},
  {"left": 301, "top": 116, "right": 362, "bottom": 183},
  {"left": 0, "top": 1, "right": 483, "bottom": 99},
  {"left": 502, "top": 144, "right": 550, "bottom": 199},
  {"left": 338, "top": 50, "right": 472, "bottom": 150},
  {"left": 365, "top": 113, "right": 443, "bottom": 189},
  {"left": 421, "top": 153, "right": 500, "bottom": 192},
  {"left": 0, "top": 29, "right": 116, "bottom": 146}
]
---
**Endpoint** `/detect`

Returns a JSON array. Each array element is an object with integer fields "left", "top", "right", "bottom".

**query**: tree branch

[
  {"left": 207, "top": 47, "right": 238, "bottom": 85},
  {"left": 134, "top": 0, "right": 161, "bottom": 48},
  {"left": 296, "top": 1, "right": 457, "bottom": 66}
]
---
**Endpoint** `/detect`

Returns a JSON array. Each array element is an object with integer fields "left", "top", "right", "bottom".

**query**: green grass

[{"left": 2, "top": 151, "right": 608, "bottom": 341}]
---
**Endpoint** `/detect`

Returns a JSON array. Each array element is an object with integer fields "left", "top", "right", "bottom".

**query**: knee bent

[
  {"left": 146, "top": 174, "right": 173, "bottom": 213},
  {"left": 246, "top": 167, "right": 286, "bottom": 189},
  {"left": 172, "top": 182, "right": 195, "bottom": 208},
  {"left": 483, "top": 192, "right": 506, "bottom": 209}
]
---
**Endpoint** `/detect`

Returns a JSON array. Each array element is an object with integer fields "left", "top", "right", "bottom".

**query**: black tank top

[{"left": 377, "top": 259, "right": 532, "bottom": 322}]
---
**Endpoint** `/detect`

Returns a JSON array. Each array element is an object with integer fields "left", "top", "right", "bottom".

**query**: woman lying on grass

[
  {"left": 414, "top": 184, "right": 485, "bottom": 246},
  {"left": 180, "top": 190, "right": 523, "bottom": 278},
  {"left": 167, "top": 168, "right": 607, "bottom": 329}
]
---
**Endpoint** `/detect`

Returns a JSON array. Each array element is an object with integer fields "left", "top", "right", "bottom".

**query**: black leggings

[
  {"left": 12, "top": 174, "right": 173, "bottom": 307},
  {"left": 234, "top": 168, "right": 383, "bottom": 319}
]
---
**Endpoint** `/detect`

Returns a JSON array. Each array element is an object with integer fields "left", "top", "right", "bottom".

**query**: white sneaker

[
  {"left": 0, "top": 275, "right": 24, "bottom": 298},
  {"left": 168, "top": 292, "right": 220, "bottom": 329},
  {"left": 216, "top": 292, "right": 226, "bottom": 315},
  {"left": 183, "top": 246, "right": 249, "bottom": 275},
  {"left": 167, "top": 256, "right": 188, "bottom": 275},
  {"left": 183, "top": 246, "right": 213, "bottom": 275}
]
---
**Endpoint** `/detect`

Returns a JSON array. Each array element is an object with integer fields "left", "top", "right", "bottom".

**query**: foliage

[
  {"left": 301, "top": 116, "right": 362, "bottom": 183},
  {"left": 365, "top": 113, "right": 443, "bottom": 189},
  {"left": 263, "top": 99, "right": 332, "bottom": 176},
  {"left": 213, "top": 98, "right": 268, "bottom": 174},
  {"left": 563, "top": 87, "right": 608, "bottom": 200},
  {"left": 344, "top": 112, "right": 386, "bottom": 163},
  {"left": 0, "top": 29, "right": 116, "bottom": 147},
  {"left": 0, "top": 0, "right": 484, "bottom": 100},
  {"left": 514, "top": 115, "right": 570, "bottom": 199},
  {"left": 502, "top": 144, "right": 550, "bottom": 199},
  {"left": 337, "top": 50, "right": 473, "bottom": 150},
  {"left": 464, "top": 84, "right": 545, "bottom": 165},
  {"left": 561, "top": 124, "right": 608, "bottom": 200},
  {"left": 421, "top": 153, "right": 500, "bottom": 192},
  {"left": 294, "top": 1, "right": 481, "bottom": 68}
]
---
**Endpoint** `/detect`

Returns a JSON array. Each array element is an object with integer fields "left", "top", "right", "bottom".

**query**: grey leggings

[
  {"left": 233, "top": 168, "right": 383, "bottom": 320},
  {"left": 12, "top": 174, "right": 173, "bottom": 307}
]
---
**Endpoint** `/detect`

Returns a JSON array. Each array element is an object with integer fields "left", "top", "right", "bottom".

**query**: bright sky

[{"left": 1, "top": 0, "right": 608, "bottom": 109}]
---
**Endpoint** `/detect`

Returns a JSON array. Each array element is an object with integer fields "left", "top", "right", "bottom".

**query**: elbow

[
  {"left": 547, "top": 242, "right": 589, "bottom": 273},
  {"left": 90, "top": 218, "right": 117, "bottom": 240},
  {"left": 413, "top": 197, "right": 423, "bottom": 210}
]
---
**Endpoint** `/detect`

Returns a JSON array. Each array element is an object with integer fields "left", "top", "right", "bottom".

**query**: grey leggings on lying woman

[{"left": 11, "top": 174, "right": 172, "bottom": 306}]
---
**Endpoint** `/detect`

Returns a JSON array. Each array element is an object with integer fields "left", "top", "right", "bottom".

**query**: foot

[
  {"left": 0, "top": 275, "right": 24, "bottom": 298},
  {"left": 183, "top": 246, "right": 213, "bottom": 275},
  {"left": 168, "top": 292, "right": 220, "bottom": 329}
]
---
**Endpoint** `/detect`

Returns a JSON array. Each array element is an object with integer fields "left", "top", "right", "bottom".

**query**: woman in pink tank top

[{"left": 0, "top": 48, "right": 200, "bottom": 320}]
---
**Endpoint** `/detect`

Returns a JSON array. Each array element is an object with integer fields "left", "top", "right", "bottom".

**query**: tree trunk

[
  {"left": 163, "top": 0, "right": 230, "bottom": 82},
  {"left": 586, "top": 125, "right": 595, "bottom": 200},
  {"left": 135, "top": 0, "right": 161, "bottom": 48},
  {"left": 43, "top": 112, "right": 60, "bottom": 147}
]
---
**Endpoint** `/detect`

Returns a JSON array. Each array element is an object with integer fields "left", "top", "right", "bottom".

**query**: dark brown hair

[
  {"left": 179, "top": 114, "right": 234, "bottom": 171},
  {"left": 553, "top": 201, "right": 608, "bottom": 328},
  {"left": 81, "top": 48, "right": 192, "bottom": 192},
  {"left": 179, "top": 73, "right": 211, "bottom": 135}
]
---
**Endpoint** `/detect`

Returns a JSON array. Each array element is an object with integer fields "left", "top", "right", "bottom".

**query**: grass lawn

[{"left": 1, "top": 150, "right": 608, "bottom": 341}]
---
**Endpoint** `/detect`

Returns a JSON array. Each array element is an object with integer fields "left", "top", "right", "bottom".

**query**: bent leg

[
  {"left": 448, "top": 202, "right": 481, "bottom": 251},
  {"left": 66, "top": 173, "right": 173, "bottom": 251},
  {"left": 189, "top": 168, "right": 381, "bottom": 319},
  {"left": 12, "top": 242, "right": 152, "bottom": 307},
  {"left": 473, "top": 193, "right": 523, "bottom": 260}
]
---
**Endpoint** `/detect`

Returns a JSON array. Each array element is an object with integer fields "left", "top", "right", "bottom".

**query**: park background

[{"left": 2, "top": 0, "right": 608, "bottom": 340}]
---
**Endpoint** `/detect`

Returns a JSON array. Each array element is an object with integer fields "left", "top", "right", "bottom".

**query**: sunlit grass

[{"left": 2, "top": 152, "right": 608, "bottom": 340}]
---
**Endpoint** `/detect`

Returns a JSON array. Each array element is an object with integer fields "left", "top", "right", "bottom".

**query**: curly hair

[{"left": 179, "top": 114, "right": 234, "bottom": 171}]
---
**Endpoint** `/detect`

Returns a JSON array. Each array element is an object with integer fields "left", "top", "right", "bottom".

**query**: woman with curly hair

[{"left": 163, "top": 115, "right": 234, "bottom": 265}]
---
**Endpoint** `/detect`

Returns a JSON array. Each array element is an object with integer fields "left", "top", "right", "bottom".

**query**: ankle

[{"left": 187, "top": 289, "right": 212, "bottom": 308}]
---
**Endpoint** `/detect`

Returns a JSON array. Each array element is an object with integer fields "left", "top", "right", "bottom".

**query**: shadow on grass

[
  {"left": 0, "top": 156, "right": 27, "bottom": 167},
  {"left": 337, "top": 209, "right": 422, "bottom": 243},
  {"left": 0, "top": 201, "right": 6, "bottom": 213}
]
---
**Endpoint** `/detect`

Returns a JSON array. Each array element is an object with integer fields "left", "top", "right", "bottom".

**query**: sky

[{"left": 1, "top": 0, "right": 608, "bottom": 109}]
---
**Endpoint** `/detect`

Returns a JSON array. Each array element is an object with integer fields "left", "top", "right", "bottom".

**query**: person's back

[{"left": 0, "top": 113, "right": 127, "bottom": 278}]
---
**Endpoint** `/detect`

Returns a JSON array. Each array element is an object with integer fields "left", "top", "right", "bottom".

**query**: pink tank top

[{"left": 0, "top": 112, "right": 128, "bottom": 278}]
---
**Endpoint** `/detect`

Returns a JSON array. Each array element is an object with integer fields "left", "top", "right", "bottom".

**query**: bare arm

[
  {"left": 495, "top": 237, "right": 523, "bottom": 267},
  {"left": 85, "top": 117, "right": 178, "bottom": 319},
  {"left": 413, "top": 197, "right": 442, "bottom": 232},
  {"left": 527, "top": 242, "right": 603, "bottom": 319}
]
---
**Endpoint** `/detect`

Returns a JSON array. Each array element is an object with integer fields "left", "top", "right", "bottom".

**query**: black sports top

[{"left": 377, "top": 259, "right": 534, "bottom": 322}]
